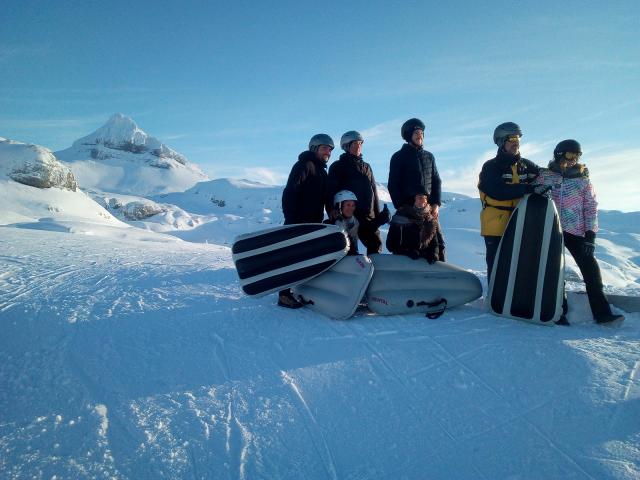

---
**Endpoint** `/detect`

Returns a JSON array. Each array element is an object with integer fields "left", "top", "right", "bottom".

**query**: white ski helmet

[
  {"left": 340, "top": 130, "right": 364, "bottom": 152},
  {"left": 334, "top": 190, "right": 358, "bottom": 211}
]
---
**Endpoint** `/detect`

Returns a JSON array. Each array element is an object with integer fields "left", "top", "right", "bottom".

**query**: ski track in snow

[{"left": 1, "top": 226, "right": 640, "bottom": 479}]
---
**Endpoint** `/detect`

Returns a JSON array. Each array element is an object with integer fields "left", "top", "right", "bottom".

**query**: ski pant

[
  {"left": 484, "top": 235, "right": 501, "bottom": 280},
  {"left": 357, "top": 217, "right": 383, "bottom": 255},
  {"left": 562, "top": 231, "right": 612, "bottom": 320}
]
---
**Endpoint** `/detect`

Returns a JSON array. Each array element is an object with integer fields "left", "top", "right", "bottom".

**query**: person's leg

[
  {"left": 278, "top": 288, "right": 302, "bottom": 308},
  {"left": 563, "top": 232, "right": 611, "bottom": 319},
  {"left": 484, "top": 236, "right": 501, "bottom": 280},
  {"left": 357, "top": 219, "right": 382, "bottom": 255}
]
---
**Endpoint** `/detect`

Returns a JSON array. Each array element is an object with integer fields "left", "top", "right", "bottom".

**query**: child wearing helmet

[
  {"left": 327, "top": 190, "right": 360, "bottom": 255},
  {"left": 534, "top": 139, "right": 624, "bottom": 325},
  {"left": 386, "top": 191, "right": 445, "bottom": 263}
]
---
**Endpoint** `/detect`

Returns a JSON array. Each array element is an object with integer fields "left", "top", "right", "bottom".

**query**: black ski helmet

[
  {"left": 554, "top": 139, "right": 582, "bottom": 160},
  {"left": 308, "top": 133, "right": 334, "bottom": 152},
  {"left": 401, "top": 118, "right": 426, "bottom": 142},
  {"left": 493, "top": 122, "right": 523, "bottom": 147}
]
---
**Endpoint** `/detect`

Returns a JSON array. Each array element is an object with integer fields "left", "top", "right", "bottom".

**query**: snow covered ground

[
  {"left": 1, "top": 204, "right": 639, "bottom": 479},
  {"left": 1, "top": 134, "right": 639, "bottom": 478}
]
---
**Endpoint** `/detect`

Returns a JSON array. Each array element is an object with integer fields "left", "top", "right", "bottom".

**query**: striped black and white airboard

[
  {"left": 232, "top": 223, "right": 349, "bottom": 296},
  {"left": 487, "top": 193, "right": 564, "bottom": 325}
]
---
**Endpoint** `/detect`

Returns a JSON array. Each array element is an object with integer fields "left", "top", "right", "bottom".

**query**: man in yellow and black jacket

[{"left": 478, "top": 122, "right": 544, "bottom": 277}]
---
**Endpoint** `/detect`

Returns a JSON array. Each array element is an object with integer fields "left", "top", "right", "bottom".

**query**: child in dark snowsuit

[{"left": 386, "top": 193, "right": 445, "bottom": 263}]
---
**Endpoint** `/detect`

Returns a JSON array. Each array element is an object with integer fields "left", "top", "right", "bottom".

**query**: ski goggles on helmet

[
  {"left": 505, "top": 135, "right": 520, "bottom": 143},
  {"left": 563, "top": 151, "right": 581, "bottom": 160}
]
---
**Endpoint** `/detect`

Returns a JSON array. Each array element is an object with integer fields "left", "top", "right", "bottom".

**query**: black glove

[
  {"left": 583, "top": 231, "right": 596, "bottom": 256},
  {"left": 532, "top": 185, "right": 552, "bottom": 196},
  {"left": 405, "top": 250, "right": 420, "bottom": 260},
  {"left": 376, "top": 204, "right": 391, "bottom": 227}
]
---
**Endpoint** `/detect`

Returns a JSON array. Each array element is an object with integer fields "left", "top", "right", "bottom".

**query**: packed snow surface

[
  {"left": 1, "top": 224, "right": 639, "bottom": 479},
  {"left": 1, "top": 147, "right": 639, "bottom": 478}
]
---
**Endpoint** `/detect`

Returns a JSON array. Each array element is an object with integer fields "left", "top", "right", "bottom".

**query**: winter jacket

[
  {"left": 282, "top": 151, "right": 331, "bottom": 224},
  {"left": 325, "top": 215, "right": 359, "bottom": 255},
  {"left": 388, "top": 143, "right": 442, "bottom": 209},
  {"left": 535, "top": 161, "right": 598, "bottom": 236},
  {"left": 478, "top": 150, "right": 539, "bottom": 236},
  {"left": 328, "top": 152, "right": 382, "bottom": 221},
  {"left": 386, "top": 205, "right": 445, "bottom": 263}
]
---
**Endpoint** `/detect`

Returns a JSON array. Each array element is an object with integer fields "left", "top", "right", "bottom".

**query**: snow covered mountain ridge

[
  {"left": 62, "top": 113, "right": 188, "bottom": 167},
  {"left": 55, "top": 114, "right": 208, "bottom": 196}
]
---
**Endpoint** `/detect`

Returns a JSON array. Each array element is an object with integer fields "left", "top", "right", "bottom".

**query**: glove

[
  {"left": 376, "top": 204, "right": 391, "bottom": 226},
  {"left": 425, "top": 253, "right": 438, "bottom": 264},
  {"left": 583, "top": 231, "right": 596, "bottom": 256},
  {"left": 532, "top": 185, "right": 552, "bottom": 196}
]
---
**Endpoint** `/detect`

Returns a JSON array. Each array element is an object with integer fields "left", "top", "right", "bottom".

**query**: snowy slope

[
  {"left": 55, "top": 114, "right": 208, "bottom": 196},
  {"left": 1, "top": 225, "right": 639, "bottom": 479},
  {"left": 2, "top": 142, "right": 640, "bottom": 478}
]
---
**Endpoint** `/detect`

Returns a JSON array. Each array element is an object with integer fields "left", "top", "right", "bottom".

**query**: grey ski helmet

[
  {"left": 554, "top": 139, "right": 582, "bottom": 160},
  {"left": 401, "top": 118, "right": 426, "bottom": 143},
  {"left": 493, "top": 122, "right": 523, "bottom": 147},
  {"left": 308, "top": 133, "right": 334, "bottom": 152},
  {"left": 340, "top": 130, "right": 364, "bottom": 152}
]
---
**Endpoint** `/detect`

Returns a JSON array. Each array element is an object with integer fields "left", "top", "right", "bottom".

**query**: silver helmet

[
  {"left": 340, "top": 130, "right": 364, "bottom": 152},
  {"left": 308, "top": 133, "right": 334, "bottom": 152}
]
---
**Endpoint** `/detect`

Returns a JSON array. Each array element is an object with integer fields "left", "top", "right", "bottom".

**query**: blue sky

[{"left": 2, "top": 0, "right": 639, "bottom": 210}]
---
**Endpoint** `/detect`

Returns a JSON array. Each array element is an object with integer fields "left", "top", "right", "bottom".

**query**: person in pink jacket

[{"left": 536, "top": 139, "right": 624, "bottom": 325}]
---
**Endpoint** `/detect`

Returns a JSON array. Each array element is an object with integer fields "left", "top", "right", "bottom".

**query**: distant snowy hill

[{"left": 55, "top": 114, "right": 208, "bottom": 196}]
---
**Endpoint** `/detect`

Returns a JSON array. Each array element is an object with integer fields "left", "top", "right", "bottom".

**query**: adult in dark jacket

[
  {"left": 388, "top": 118, "right": 442, "bottom": 217},
  {"left": 282, "top": 134, "right": 333, "bottom": 225},
  {"left": 386, "top": 191, "right": 445, "bottom": 263},
  {"left": 279, "top": 133, "right": 334, "bottom": 308},
  {"left": 328, "top": 130, "right": 390, "bottom": 254},
  {"left": 477, "top": 122, "right": 545, "bottom": 279}
]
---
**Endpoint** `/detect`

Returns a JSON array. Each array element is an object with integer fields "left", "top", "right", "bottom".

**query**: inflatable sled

[
  {"left": 232, "top": 224, "right": 349, "bottom": 296},
  {"left": 365, "top": 254, "right": 482, "bottom": 318},
  {"left": 487, "top": 194, "right": 564, "bottom": 326},
  {"left": 292, "top": 255, "right": 374, "bottom": 320}
]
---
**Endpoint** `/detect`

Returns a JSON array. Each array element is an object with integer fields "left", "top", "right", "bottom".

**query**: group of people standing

[{"left": 278, "top": 117, "right": 623, "bottom": 325}]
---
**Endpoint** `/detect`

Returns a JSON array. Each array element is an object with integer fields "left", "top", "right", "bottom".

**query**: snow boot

[
  {"left": 555, "top": 315, "right": 570, "bottom": 326},
  {"left": 596, "top": 313, "right": 625, "bottom": 325},
  {"left": 278, "top": 291, "right": 303, "bottom": 309}
]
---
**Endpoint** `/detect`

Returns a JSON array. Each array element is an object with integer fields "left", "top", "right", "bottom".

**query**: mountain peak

[{"left": 81, "top": 113, "right": 152, "bottom": 149}]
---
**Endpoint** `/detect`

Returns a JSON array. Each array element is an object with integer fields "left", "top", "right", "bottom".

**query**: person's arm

[
  {"left": 430, "top": 154, "right": 442, "bottom": 206},
  {"left": 388, "top": 154, "right": 402, "bottom": 209},
  {"left": 583, "top": 177, "right": 599, "bottom": 233},
  {"left": 478, "top": 161, "right": 533, "bottom": 200}
]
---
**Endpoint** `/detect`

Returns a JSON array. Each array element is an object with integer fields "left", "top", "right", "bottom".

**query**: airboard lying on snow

[
  {"left": 232, "top": 223, "right": 349, "bottom": 296},
  {"left": 487, "top": 193, "right": 564, "bottom": 325},
  {"left": 292, "top": 255, "right": 374, "bottom": 320},
  {"left": 365, "top": 254, "right": 482, "bottom": 317}
]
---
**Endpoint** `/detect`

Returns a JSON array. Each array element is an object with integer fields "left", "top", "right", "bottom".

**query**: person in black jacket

[
  {"left": 279, "top": 133, "right": 334, "bottom": 308},
  {"left": 386, "top": 191, "right": 445, "bottom": 263},
  {"left": 388, "top": 118, "right": 442, "bottom": 218},
  {"left": 328, "top": 130, "right": 390, "bottom": 254}
]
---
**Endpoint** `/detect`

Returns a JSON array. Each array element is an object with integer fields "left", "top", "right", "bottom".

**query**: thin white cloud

[{"left": 587, "top": 149, "right": 640, "bottom": 212}]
